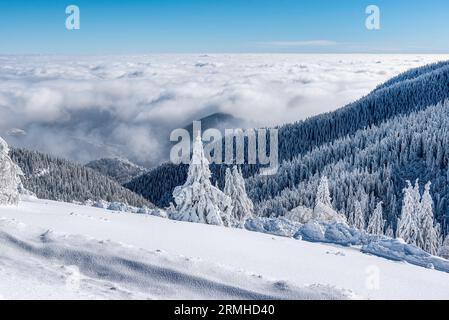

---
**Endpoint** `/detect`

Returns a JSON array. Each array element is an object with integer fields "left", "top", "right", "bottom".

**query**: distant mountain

[
  {"left": 183, "top": 112, "right": 252, "bottom": 135},
  {"left": 125, "top": 61, "right": 449, "bottom": 210},
  {"left": 11, "top": 148, "right": 154, "bottom": 208},
  {"left": 86, "top": 157, "right": 147, "bottom": 185}
]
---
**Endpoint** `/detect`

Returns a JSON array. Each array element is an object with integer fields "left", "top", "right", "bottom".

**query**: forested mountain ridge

[
  {"left": 277, "top": 60, "right": 449, "bottom": 163},
  {"left": 11, "top": 148, "right": 153, "bottom": 208},
  {"left": 125, "top": 163, "right": 189, "bottom": 209},
  {"left": 374, "top": 60, "right": 449, "bottom": 92},
  {"left": 86, "top": 157, "right": 147, "bottom": 185},
  {"left": 251, "top": 100, "right": 449, "bottom": 234},
  {"left": 126, "top": 61, "right": 449, "bottom": 208}
]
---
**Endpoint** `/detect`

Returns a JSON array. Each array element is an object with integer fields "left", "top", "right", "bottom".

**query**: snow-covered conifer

[
  {"left": 417, "top": 182, "right": 440, "bottom": 255},
  {"left": 397, "top": 181, "right": 419, "bottom": 246},
  {"left": 312, "top": 175, "right": 346, "bottom": 224},
  {"left": 353, "top": 200, "right": 365, "bottom": 230},
  {"left": 169, "top": 135, "right": 232, "bottom": 226},
  {"left": 0, "top": 137, "right": 22, "bottom": 205},
  {"left": 347, "top": 210, "right": 355, "bottom": 228},
  {"left": 315, "top": 176, "right": 332, "bottom": 207},
  {"left": 367, "top": 202, "right": 385, "bottom": 235},
  {"left": 224, "top": 166, "right": 254, "bottom": 227}
]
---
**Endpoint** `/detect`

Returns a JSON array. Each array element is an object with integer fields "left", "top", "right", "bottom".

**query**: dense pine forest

[
  {"left": 11, "top": 148, "right": 153, "bottom": 208},
  {"left": 252, "top": 100, "right": 449, "bottom": 234},
  {"left": 125, "top": 61, "right": 449, "bottom": 214}
]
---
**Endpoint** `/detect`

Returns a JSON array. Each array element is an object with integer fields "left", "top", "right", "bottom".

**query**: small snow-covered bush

[
  {"left": 312, "top": 202, "right": 347, "bottom": 225},
  {"left": 294, "top": 221, "right": 380, "bottom": 246},
  {"left": 244, "top": 217, "right": 302, "bottom": 238},
  {"left": 284, "top": 206, "right": 313, "bottom": 224}
]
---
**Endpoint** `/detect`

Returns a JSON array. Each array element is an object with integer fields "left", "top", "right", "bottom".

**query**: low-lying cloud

[{"left": 0, "top": 54, "right": 447, "bottom": 168}]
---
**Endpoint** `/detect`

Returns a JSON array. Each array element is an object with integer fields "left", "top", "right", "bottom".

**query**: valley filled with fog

[{"left": 1, "top": 54, "right": 447, "bottom": 167}]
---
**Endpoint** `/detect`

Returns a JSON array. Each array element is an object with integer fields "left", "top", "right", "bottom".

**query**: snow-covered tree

[
  {"left": 0, "top": 137, "right": 22, "bottom": 205},
  {"left": 439, "top": 236, "right": 449, "bottom": 260},
  {"left": 169, "top": 135, "right": 232, "bottom": 226},
  {"left": 411, "top": 179, "right": 421, "bottom": 215},
  {"left": 224, "top": 166, "right": 254, "bottom": 227},
  {"left": 367, "top": 202, "right": 385, "bottom": 235},
  {"left": 312, "top": 175, "right": 346, "bottom": 224},
  {"left": 315, "top": 176, "right": 332, "bottom": 207},
  {"left": 347, "top": 209, "right": 355, "bottom": 228},
  {"left": 353, "top": 200, "right": 365, "bottom": 230},
  {"left": 417, "top": 182, "right": 440, "bottom": 255},
  {"left": 436, "top": 223, "right": 444, "bottom": 249},
  {"left": 397, "top": 181, "right": 419, "bottom": 246},
  {"left": 134, "top": 65, "right": 449, "bottom": 231}
]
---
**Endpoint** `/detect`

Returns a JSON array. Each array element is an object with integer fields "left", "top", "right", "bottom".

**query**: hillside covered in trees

[
  {"left": 126, "top": 61, "right": 449, "bottom": 211},
  {"left": 11, "top": 148, "right": 153, "bottom": 208},
  {"left": 252, "top": 100, "right": 449, "bottom": 234}
]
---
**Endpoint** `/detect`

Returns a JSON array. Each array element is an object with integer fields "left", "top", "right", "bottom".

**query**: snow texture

[
  {"left": 2, "top": 198, "right": 449, "bottom": 299},
  {"left": 361, "top": 239, "right": 449, "bottom": 274},
  {"left": 294, "top": 221, "right": 374, "bottom": 246},
  {"left": 284, "top": 205, "right": 313, "bottom": 224},
  {"left": 244, "top": 217, "right": 302, "bottom": 238}
]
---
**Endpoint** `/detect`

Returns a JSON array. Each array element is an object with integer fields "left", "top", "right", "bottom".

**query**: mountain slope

[
  {"left": 10, "top": 148, "right": 153, "bottom": 208},
  {"left": 1, "top": 198, "right": 449, "bottom": 299},
  {"left": 86, "top": 158, "right": 147, "bottom": 185},
  {"left": 251, "top": 100, "right": 449, "bottom": 233},
  {"left": 126, "top": 61, "right": 449, "bottom": 208}
]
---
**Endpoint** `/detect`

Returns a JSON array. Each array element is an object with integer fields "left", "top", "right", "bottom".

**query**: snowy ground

[{"left": 1, "top": 198, "right": 449, "bottom": 300}]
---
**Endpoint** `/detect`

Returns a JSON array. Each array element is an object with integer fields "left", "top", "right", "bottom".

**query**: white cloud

[{"left": 0, "top": 54, "right": 447, "bottom": 167}]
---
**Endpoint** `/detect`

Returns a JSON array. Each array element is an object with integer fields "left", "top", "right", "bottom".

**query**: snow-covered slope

[{"left": 1, "top": 198, "right": 449, "bottom": 300}]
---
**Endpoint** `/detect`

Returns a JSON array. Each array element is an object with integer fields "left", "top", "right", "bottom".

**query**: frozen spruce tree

[
  {"left": 315, "top": 176, "right": 332, "bottom": 207},
  {"left": 353, "top": 200, "right": 365, "bottom": 230},
  {"left": 411, "top": 180, "right": 422, "bottom": 215},
  {"left": 397, "top": 181, "right": 419, "bottom": 246},
  {"left": 312, "top": 176, "right": 346, "bottom": 224},
  {"left": 169, "top": 134, "right": 232, "bottom": 226},
  {"left": 224, "top": 166, "right": 254, "bottom": 227},
  {"left": 367, "top": 202, "right": 385, "bottom": 235},
  {"left": 417, "top": 182, "right": 440, "bottom": 255},
  {"left": 0, "top": 137, "right": 22, "bottom": 205}
]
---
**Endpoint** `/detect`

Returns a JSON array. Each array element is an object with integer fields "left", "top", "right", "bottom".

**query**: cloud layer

[{"left": 1, "top": 54, "right": 448, "bottom": 167}]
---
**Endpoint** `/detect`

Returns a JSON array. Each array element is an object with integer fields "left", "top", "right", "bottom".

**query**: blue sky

[{"left": 0, "top": 0, "right": 448, "bottom": 54}]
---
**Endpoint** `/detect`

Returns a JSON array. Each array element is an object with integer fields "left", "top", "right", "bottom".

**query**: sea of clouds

[{"left": 1, "top": 54, "right": 448, "bottom": 167}]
